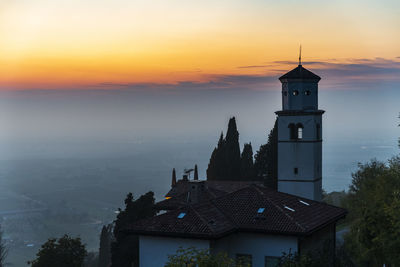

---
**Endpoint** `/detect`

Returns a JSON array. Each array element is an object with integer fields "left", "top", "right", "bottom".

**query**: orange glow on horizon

[{"left": 1, "top": 0, "right": 399, "bottom": 90}]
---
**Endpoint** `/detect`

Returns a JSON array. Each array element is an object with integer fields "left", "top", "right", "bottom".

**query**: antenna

[{"left": 299, "top": 44, "right": 302, "bottom": 66}]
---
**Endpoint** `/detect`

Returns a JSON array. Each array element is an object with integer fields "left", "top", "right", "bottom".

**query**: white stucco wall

[
  {"left": 212, "top": 232, "right": 298, "bottom": 267},
  {"left": 139, "top": 235, "right": 210, "bottom": 267}
]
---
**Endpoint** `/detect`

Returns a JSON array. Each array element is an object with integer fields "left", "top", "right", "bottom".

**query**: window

[
  {"left": 305, "top": 90, "right": 311, "bottom": 96},
  {"left": 292, "top": 90, "right": 299, "bottom": 96},
  {"left": 288, "top": 123, "right": 297, "bottom": 139},
  {"left": 236, "top": 254, "right": 252, "bottom": 267},
  {"left": 296, "top": 123, "right": 303, "bottom": 139},
  {"left": 177, "top": 213, "right": 186, "bottom": 219},
  {"left": 316, "top": 123, "right": 321, "bottom": 140},
  {"left": 298, "top": 127, "right": 303, "bottom": 139},
  {"left": 294, "top": 167, "right": 298, "bottom": 174},
  {"left": 283, "top": 91, "right": 288, "bottom": 96},
  {"left": 265, "top": 256, "right": 280, "bottom": 267}
]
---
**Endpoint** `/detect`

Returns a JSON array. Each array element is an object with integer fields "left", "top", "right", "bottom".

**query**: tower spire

[{"left": 299, "top": 44, "right": 302, "bottom": 66}]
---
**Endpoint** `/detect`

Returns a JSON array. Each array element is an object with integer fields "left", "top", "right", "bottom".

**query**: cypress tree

[
  {"left": 98, "top": 225, "right": 112, "bottom": 267},
  {"left": 254, "top": 118, "right": 278, "bottom": 189},
  {"left": 0, "top": 225, "right": 7, "bottom": 267},
  {"left": 241, "top": 143, "right": 255, "bottom": 180},
  {"left": 224, "top": 117, "right": 241, "bottom": 180},
  {"left": 194, "top": 165, "right": 198, "bottom": 180},
  {"left": 171, "top": 168, "right": 177, "bottom": 186},
  {"left": 207, "top": 132, "right": 225, "bottom": 180}
]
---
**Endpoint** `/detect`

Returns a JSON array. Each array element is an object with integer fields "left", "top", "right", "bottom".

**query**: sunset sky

[{"left": 1, "top": 0, "right": 399, "bottom": 90}]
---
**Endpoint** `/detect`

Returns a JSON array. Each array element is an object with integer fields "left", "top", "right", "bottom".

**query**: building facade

[{"left": 276, "top": 64, "right": 324, "bottom": 201}]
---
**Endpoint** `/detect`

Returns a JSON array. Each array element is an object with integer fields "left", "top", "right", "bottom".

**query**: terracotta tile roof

[
  {"left": 279, "top": 65, "right": 321, "bottom": 81},
  {"left": 127, "top": 185, "right": 346, "bottom": 239},
  {"left": 158, "top": 180, "right": 264, "bottom": 210}
]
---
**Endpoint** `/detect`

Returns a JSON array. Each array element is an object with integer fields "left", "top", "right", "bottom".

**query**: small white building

[{"left": 128, "top": 185, "right": 346, "bottom": 267}]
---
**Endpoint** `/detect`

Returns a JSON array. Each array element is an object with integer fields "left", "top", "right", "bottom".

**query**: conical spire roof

[{"left": 279, "top": 64, "right": 321, "bottom": 81}]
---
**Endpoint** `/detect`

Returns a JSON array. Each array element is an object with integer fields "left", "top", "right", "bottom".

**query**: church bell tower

[{"left": 276, "top": 58, "right": 324, "bottom": 201}]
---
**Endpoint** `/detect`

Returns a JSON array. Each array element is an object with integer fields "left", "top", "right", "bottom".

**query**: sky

[
  {"left": 0, "top": 0, "right": 399, "bottom": 90},
  {"left": 0, "top": 0, "right": 399, "bottom": 157}
]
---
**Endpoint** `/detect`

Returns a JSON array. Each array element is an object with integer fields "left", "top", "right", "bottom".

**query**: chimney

[
  {"left": 187, "top": 181, "right": 205, "bottom": 204},
  {"left": 171, "top": 168, "right": 176, "bottom": 187},
  {"left": 194, "top": 165, "right": 198, "bottom": 180}
]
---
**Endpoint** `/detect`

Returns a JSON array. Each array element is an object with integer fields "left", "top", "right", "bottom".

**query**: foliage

[
  {"left": 254, "top": 119, "right": 278, "bottom": 189},
  {"left": 165, "top": 247, "right": 249, "bottom": 267},
  {"left": 28, "top": 235, "right": 87, "bottom": 267},
  {"left": 83, "top": 252, "right": 99, "bottom": 267},
  {"left": 207, "top": 117, "right": 243, "bottom": 181},
  {"left": 240, "top": 143, "right": 255, "bottom": 180},
  {"left": 224, "top": 117, "right": 242, "bottom": 180},
  {"left": 0, "top": 226, "right": 7, "bottom": 267},
  {"left": 343, "top": 157, "right": 400, "bottom": 266},
  {"left": 111, "top": 191, "right": 156, "bottom": 267},
  {"left": 98, "top": 224, "right": 112, "bottom": 267}
]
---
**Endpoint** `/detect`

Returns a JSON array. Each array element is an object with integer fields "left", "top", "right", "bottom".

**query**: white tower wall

[{"left": 276, "top": 64, "right": 323, "bottom": 201}]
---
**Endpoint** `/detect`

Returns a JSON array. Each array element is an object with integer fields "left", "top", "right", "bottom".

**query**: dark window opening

[
  {"left": 288, "top": 123, "right": 297, "bottom": 139},
  {"left": 283, "top": 91, "right": 288, "bottom": 96},
  {"left": 293, "top": 90, "right": 299, "bottom": 96},
  {"left": 294, "top": 168, "right": 298, "bottom": 174},
  {"left": 305, "top": 90, "right": 311, "bottom": 96},
  {"left": 236, "top": 254, "right": 252, "bottom": 267},
  {"left": 316, "top": 123, "right": 321, "bottom": 140},
  {"left": 265, "top": 256, "right": 280, "bottom": 267}
]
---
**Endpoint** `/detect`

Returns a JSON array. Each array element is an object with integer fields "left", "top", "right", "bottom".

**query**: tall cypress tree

[
  {"left": 241, "top": 143, "right": 255, "bottom": 181},
  {"left": 254, "top": 118, "right": 278, "bottom": 189},
  {"left": 98, "top": 225, "right": 112, "bottom": 267},
  {"left": 194, "top": 165, "right": 199, "bottom": 180},
  {"left": 224, "top": 117, "right": 241, "bottom": 180},
  {"left": 207, "top": 132, "right": 225, "bottom": 180}
]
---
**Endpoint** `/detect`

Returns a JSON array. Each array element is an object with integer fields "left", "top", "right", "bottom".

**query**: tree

[
  {"left": 98, "top": 224, "right": 112, "bottom": 267},
  {"left": 29, "top": 235, "right": 87, "bottom": 267},
  {"left": 165, "top": 247, "right": 249, "bottom": 267},
  {"left": 194, "top": 164, "right": 199, "bottom": 180},
  {"left": 343, "top": 157, "right": 400, "bottom": 266},
  {"left": 207, "top": 132, "right": 226, "bottom": 181},
  {"left": 240, "top": 143, "right": 255, "bottom": 180},
  {"left": 111, "top": 191, "right": 156, "bottom": 267},
  {"left": 225, "top": 117, "right": 242, "bottom": 180},
  {"left": 254, "top": 119, "right": 278, "bottom": 189},
  {"left": 0, "top": 226, "right": 7, "bottom": 267}
]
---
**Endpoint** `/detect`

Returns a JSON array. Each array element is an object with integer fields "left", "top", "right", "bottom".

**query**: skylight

[
  {"left": 257, "top": 208, "right": 265, "bottom": 214},
  {"left": 299, "top": 200, "right": 310, "bottom": 206},
  {"left": 284, "top": 205, "right": 295, "bottom": 212},
  {"left": 177, "top": 212, "right": 186, "bottom": 219}
]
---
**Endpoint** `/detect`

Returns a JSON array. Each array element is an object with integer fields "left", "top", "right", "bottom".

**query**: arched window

[
  {"left": 316, "top": 123, "right": 321, "bottom": 140},
  {"left": 288, "top": 123, "right": 297, "bottom": 139},
  {"left": 305, "top": 90, "right": 311, "bottom": 96},
  {"left": 293, "top": 90, "right": 299, "bottom": 96},
  {"left": 296, "top": 123, "right": 304, "bottom": 139}
]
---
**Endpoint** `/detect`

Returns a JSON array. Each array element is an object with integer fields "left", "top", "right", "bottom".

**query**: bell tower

[{"left": 275, "top": 60, "right": 324, "bottom": 201}]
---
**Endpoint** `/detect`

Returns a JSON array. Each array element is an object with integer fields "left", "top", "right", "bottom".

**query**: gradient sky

[{"left": 1, "top": 0, "right": 399, "bottom": 89}]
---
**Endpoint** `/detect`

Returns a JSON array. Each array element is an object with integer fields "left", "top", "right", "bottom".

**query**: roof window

[
  {"left": 299, "top": 200, "right": 310, "bottom": 206},
  {"left": 257, "top": 208, "right": 265, "bottom": 214},
  {"left": 284, "top": 205, "right": 295, "bottom": 212},
  {"left": 177, "top": 212, "right": 186, "bottom": 219}
]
